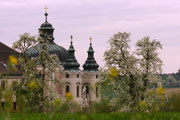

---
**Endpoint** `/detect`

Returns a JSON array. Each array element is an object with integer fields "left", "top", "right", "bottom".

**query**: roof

[
  {"left": 0, "top": 42, "right": 18, "bottom": 63},
  {"left": 83, "top": 42, "right": 99, "bottom": 72},
  {"left": 26, "top": 42, "right": 68, "bottom": 64},
  {"left": 64, "top": 39, "right": 80, "bottom": 71},
  {"left": 0, "top": 42, "right": 21, "bottom": 75},
  {"left": 26, "top": 12, "right": 68, "bottom": 64},
  {"left": 0, "top": 42, "right": 18, "bottom": 54}
]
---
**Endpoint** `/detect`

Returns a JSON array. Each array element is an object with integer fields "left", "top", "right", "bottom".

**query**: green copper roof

[
  {"left": 26, "top": 12, "right": 68, "bottom": 64},
  {"left": 64, "top": 36, "right": 80, "bottom": 71},
  {"left": 26, "top": 42, "right": 68, "bottom": 63},
  {"left": 83, "top": 40, "right": 99, "bottom": 72},
  {"left": 39, "top": 13, "right": 54, "bottom": 31}
]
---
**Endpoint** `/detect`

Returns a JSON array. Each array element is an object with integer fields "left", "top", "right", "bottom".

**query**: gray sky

[{"left": 0, "top": 0, "right": 180, "bottom": 73}]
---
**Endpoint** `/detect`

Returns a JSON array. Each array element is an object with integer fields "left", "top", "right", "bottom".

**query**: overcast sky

[{"left": 0, "top": 0, "right": 180, "bottom": 73}]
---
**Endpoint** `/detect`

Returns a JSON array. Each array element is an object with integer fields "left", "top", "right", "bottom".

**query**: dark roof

[
  {"left": 39, "top": 21, "right": 54, "bottom": 30},
  {"left": 0, "top": 42, "right": 21, "bottom": 74},
  {"left": 0, "top": 42, "right": 19, "bottom": 63},
  {"left": 0, "top": 62, "right": 21, "bottom": 75},
  {"left": 39, "top": 12, "right": 54, "bottom": 31},
  {"left": 64, "top": 39, "right": 80, "bottom": 71},
  {"left": 26, "top": 42, "right": 68, "bottom": 64},
  {"left": 26, "top": 12, "right": 68, "bottom": 64},
  {"left": 0, "top": 42, "right": 18, "bottom": 54},
  {"left": 0, "top": 62, "right": 8, "bottom": 73},
  {"left": 83, "top": 42, "right": 99, "bottom": 72}
]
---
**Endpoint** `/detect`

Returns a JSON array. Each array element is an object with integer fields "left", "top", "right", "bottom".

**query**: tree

[
  {"left": 36, "top": 33, "right": 61, "bottom": 112},
  {"left": 12, "top": 33, "right": 61, "bottom": 112},
  {"left": 136, "top": 36, "right": 163, "bottom": 99},
  {"left": 102, "top": 32, "right": 163, "bottom": 112},
  {"left": 13, "top": 33, "right": 39, "bottom": 112}
]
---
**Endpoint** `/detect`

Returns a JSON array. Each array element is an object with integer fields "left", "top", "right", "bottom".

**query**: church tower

[
  {"left": 63, "top": 36, "right": 82, "bottom": 102},
  {"left": 23, "top": 8, "right": 100, "bottom": 104},
  {"left": 39, "top": 6, "right": 55, "bottom": 41},
  {"left": 26, "top": 9, "right": 68, "bottom": 64},
  {"left": 82, "top": 37, "right": 100, "bottom": 102}
]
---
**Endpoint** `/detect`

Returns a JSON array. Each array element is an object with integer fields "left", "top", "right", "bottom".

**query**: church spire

[
  {"left": 39, "top": 6, "right": 54, "bottom": 42},
  {"left": 83, "top": 37, "right": 99, "bottom": 72},
  {"left": 90, "top": 37, "right": 92, "bottom": 46},
  {"left": 44, "top": 6, "right": 48, "bottom": 22},
  {"left": 64, "top": 35, "right": 80, "bottom": 71}
]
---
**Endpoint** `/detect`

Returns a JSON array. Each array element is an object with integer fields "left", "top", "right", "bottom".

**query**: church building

[{"left": 0, "top": 10, "right": 100, "bottom": 108}]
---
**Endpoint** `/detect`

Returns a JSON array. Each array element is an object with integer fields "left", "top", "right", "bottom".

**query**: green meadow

[{"left": 0, "top": 113, "right": 180, "bottom": 120}]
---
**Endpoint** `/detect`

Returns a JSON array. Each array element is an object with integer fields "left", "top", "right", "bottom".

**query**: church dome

[
  {"left": 39, "top": 12, "right": 54, "bottom": 31},
  {"left": 39, "top": 22, "right": 54, "bottom": 30},
  {"left": 26, "top": 42, "right": 68, "bottom": 63},
  {"left": 26, "top": 11, "right": 68, "bottom": 64}
]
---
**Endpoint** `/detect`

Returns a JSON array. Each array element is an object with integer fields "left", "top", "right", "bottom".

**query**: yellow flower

[
  {"left": 81, "top": 115, "right": 87, "bottom": 120},
  {"left": 53, "top": 98, "right": 61, "bottom": 106},
  {"left": 156, "top": 87, "right": 165, "bottom": 95},
  {"left": 28, "top": 81, "right": 38, "bottom": 89},
  {"left": 9, "top": 55, "right": 18, "bottom": 65},
  {"left": 66, "top": 92, "right": 73, "bottom": 101},
  {"left": 160, "top": 102, "right": 165, "bottom": 106},
  {"left": 147, "top": 90, "right": 153, "bottom": 95},
  {"left": 155, "top": 107, "right": 160, "bottom": 112},
  {"left": 139, "top": 100, "right": 146, "bottom": 107},
  {"left": 110, "top": 67, "right": 118, "bottom": 77}
]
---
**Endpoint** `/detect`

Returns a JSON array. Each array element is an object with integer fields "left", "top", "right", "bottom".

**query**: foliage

[
  {"left": 161, "top": 71, "right": 180, "bottom": 88},
  {"left": 0, "top": 113, "right": 180, "bottom": 120},
  {"left": 158, "top": 93, "right": 180, "bottom": 112},
  {"left": 0, "top": 83, "right": 19, "bottom": 113},
  {"left": 35, "top": 33, "right": 61, "bottom": 112},
  {"left": 102, "top": 32, "right": 163, "bottom": 112},
  {"left": 89, "top": 100, "right": 114, "bottom": 113},
  {"left": 12, "top": 32, "right": 62, "bottom": 112}
]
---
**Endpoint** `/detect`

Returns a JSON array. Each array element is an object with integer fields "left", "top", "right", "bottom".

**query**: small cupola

[
  {"left": 39, "top": 6, "right": 55, "bottom": 42},
  {"left": 83, "top": 37, "right": 99, "bottom": 72},
  {"left": 26, "top": 7, "right": 68, "bottom": 63},
  {"left": 64, "top": 35, "right": 80, "bottom": 71}
]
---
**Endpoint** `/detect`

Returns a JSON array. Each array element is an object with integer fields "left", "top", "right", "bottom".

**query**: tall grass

[{"left": 159, "top": 93, "right": 180, "bottom": 112}]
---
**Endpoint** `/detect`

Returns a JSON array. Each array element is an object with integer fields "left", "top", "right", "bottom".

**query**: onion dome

[
  {"left": 39, "top": 11, "right": 55, "bottom": 42},
  {"left": 83, "top": 37, "right": 99, "bottom": 72},
  {"left": 64, "top": 35, "right": 80, "bottom": 71},
  {"left": 26, "top": 9, "right": 68, "bottom": 64}
]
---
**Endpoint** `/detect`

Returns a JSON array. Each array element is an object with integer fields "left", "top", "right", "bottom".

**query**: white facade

[{"left": 53, "top": 70, "right": 100, "bottom": 104}]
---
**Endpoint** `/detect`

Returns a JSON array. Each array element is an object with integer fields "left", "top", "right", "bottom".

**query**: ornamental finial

[
  {"left": 44, "top": 6, "right": 48, "bottom": 13},
  {"left": 90, "top": 37, "right": 92, "bottom": 45},
  {"left": 44, "top": 6, "right": 48, "bottom": 22},
  {"left": 70, "top": 35, "right": 73, "bottom": 45}
]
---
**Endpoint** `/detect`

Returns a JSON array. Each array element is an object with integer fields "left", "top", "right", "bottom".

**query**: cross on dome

[
  {"left": 90, "top": 37, "right": 92, "bottom": 45},
  {"left": 44, "top": 6, "right": 48, "bottom": 13},
  {"left": 70, "top": 35, "right": 73, "bottom": 44},
  {"left": 44, "top": 6, "right": 48, "bottom": 22}
]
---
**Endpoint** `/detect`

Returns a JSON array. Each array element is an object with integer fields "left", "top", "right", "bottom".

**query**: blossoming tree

[
  {"left": 13, "top": 33, "right": 61, "bottom": 112},
  {"left": 101, "top": 32, "right": 163, "bottom": 112}
]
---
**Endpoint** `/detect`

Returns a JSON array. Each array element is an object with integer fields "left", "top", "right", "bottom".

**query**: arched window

[
  {"left": 96, "top": 86, "right": 99, "bottom": 98},
  {"left": 1, "top": 81, "right": 5, "bottom": 91},
  {"left": 77, "top": 74, "right": 79, "bottom": 78},
  {"left": 85, "top": 86, "right": 89, "bottom": 98},
  {"left": 1, "top": 102, "right": 5, "bottom": 109},
  {"left": 13, "top": 81, "right": 17, "bottom": 91},
  {"left": 96, "top": 74, "right": 98, "bottom": 79},
  {"left": 66, "top": 74, "right": 70, "bottom": 78},
  {"left": 77, "top": 86, "right": 79, "bottom": 97},
  {"left": 66, "top": 85, "right": 70, "bottom": 94},
  {"left": 13, "top": 102, "right": 16, "bottom": 111}
]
